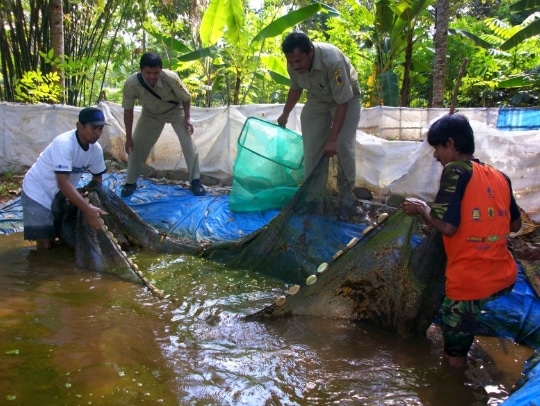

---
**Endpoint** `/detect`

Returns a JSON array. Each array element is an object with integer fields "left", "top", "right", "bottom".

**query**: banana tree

[
  {"left": 364, "top": 0, "right": 432, "bottom": 106},
  {"left": 498, "top": 0, "right": 540, "bottom": 101},
  {"left": 449, "top": 4, "right": 540, "bottom": 100},
  {"left": 501, "top": 0, "right": 540, "bottom": 50},
  {"left": 148, "top": 0, "right": 337, "bottom": 106}
]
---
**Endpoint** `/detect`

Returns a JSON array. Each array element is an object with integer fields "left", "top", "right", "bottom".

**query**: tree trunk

[
  {"left": 233, "top": 72, "right": 241, "bottom": 105},
  {"left": 431, "top": 0, "right": 449, "bottom": 108},
  {"left": 400, "top": 31, "right": 414, "bottom": 107},
  {"left": 0, "top": 0, "right": 49, "bottom": 101},
  {"left": 49, "top": 0, "right": 64, "bottom": 102}
]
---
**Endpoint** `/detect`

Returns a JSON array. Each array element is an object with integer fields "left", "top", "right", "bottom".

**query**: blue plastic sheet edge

[
  {"left": 496, "top": 107, "right": 540, "bottom": 131},
  {"left": 482, "top": 263, "right": 540, "bottom": 405}
]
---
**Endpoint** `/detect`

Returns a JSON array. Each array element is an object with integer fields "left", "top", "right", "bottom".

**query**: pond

[{"left": 0, "top": 233, "right": 533, "bottom": 405}]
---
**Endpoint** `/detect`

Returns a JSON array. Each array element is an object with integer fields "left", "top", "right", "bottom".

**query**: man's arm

[
  {"left": 182, "top": 100, "right": 194, "bottom": 135},
  {"left": 56, "top": 173, "right": 107, "bottom": 231},
  {"left": 86, "top": 173, "right": 104, "bottom": 190},
  {"left": 324, "top": 101, "right": 349, "bottom": 157},
  {"left": 277, "top": 88, "right": 303, "bottom": 127},
  {"left": 511, "top": 217, "right": 522, "bottom": 233},
  {"left": 401, "top": 198, "right": 458, "bottom": 237},
  {"left": 124, "top": 108, "right": 134, "bottom": 154}
]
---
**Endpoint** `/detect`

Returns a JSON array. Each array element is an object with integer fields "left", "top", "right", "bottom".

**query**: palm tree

[
  {"left": 431, "top": 0, "right": 449, "bottom": 107},
  {"left": 49, "top": 0, "right": 64, "bottom": 101}
]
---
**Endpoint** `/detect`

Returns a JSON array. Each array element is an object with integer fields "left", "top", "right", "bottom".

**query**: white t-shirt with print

[{"left": 22, "top": 129, "right": 106, "bottom": 209}]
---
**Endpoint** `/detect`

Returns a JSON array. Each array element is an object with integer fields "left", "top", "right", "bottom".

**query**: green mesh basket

[{"left": 228, "top": 117, "right": 304, "bottom": 212}]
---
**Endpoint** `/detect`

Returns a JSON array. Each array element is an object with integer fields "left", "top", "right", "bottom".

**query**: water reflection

[{"left": 0, "top": 233, "right": 532, "bottom": 405}]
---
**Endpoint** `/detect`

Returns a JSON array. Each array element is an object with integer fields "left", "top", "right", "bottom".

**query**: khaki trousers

[
  {"left": 300, "top": 94, "right": 360, "bottom": 186},
  {"left": 125, "top": 111, "right": 200, "bottom": 184}
]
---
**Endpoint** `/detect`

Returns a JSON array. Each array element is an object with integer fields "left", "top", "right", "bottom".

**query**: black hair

[
  {"left": 139, "top": 52, "right": 163, "bottom": 69},
  {"left": 281, "top": 31, "right": 313, "bottom": 55},
  {"left": 427, "top": 114, "right": 475, "bottom": 154}
]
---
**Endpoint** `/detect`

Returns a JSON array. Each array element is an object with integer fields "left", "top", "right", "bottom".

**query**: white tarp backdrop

[{"left": 1, "top": 102, "right": 538, "bottom": 222}]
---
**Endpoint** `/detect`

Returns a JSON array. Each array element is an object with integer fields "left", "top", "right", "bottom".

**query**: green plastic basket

[{"left": 229, "top": 117, "right": 304, "bottom": 212}]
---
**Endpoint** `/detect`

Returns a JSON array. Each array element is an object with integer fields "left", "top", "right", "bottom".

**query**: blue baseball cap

[{"left": 79, "top": 107, "right": 110, "bottom": 126}]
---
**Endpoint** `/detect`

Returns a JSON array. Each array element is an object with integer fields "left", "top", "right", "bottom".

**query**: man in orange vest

[{"left": 401, "top": 113, "right": 522, "bottom": 367}]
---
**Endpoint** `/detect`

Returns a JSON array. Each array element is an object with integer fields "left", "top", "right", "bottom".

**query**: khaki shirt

[
  {"left": 287, "top": 42, "right": 360, "bottom": 104},
  {"left": 122, "top": 69, "right": 191, "bottom": 116}
]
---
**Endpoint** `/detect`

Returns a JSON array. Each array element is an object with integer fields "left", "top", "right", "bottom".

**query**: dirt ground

[
  {"left": 0, "top": 173, "right": 23, "bottom": 206},
  {"left": 512, "top": 221, "right": 540, "bottom": 261},
  {"left": 1, "top": 171, "right": 539, "bottom": 262}
]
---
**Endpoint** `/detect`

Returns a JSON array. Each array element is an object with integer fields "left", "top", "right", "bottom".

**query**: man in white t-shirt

[{"left": 21, "top": 107, "right": 109, "bottom": 250}]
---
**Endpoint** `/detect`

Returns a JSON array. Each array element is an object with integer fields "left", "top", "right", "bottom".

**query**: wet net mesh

[
  {"left": 210, "top": 155, "right": 392, "bottom": 282},
  {"left": 70, "top": 153, "right": 446, "bottom": 337},
  {"left": 207, "top": 155, "right": 447, "bottom": 336}
]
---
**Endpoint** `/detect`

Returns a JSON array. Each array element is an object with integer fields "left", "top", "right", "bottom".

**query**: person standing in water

[
  {"left": 401, "top": 113, "right": 521, "bottom": 367},
  {"left": 21, "top": 107, "right": 109, "bottom": 250}
]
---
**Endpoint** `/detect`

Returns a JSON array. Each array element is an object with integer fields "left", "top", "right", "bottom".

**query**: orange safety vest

[{"left": 443, "top": 161, "right": 517, "bottom": 300}]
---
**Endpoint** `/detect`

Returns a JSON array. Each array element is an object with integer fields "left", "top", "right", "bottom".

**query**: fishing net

[
  {"left": 210, "top": 155, "right": 368, "bottom": 281},
  {"left": 211, "top": 155, "right": 447, "bottom": 336},
  {"left": 56, "top": 183, "right": 209, "bottom": 286},
  {"left": 58, "top": 151, "right": 446, "bottom": 337},
  {"left": 213, "top": 155, "right": 443, "bottom": 281}
]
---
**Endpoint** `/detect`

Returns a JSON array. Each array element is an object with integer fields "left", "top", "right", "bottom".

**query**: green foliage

[
  {"left": 148, "top": 0, "right": 331, "bottom": 106},
  {"left": 498, "top": 70, "right": 540, "bottom": 89},
  {"left": 40, "top": 49, "right": 96, "bottom": 101},
  {"left": 448, "top": 10, "right": 540, "bottom": 106},
  {"left": 511, "top": 0, "right": 540, "bottom": 12},
  {"left": 0, "top": 169, "right": 18, "bottom": 202},
  {"left": 0, "top": 0, "right": 133, "bottom": 105},
  {"left": 14, "top": 70, "right": 62, "bottom": 104},
  {"left": 200, "top": 0, "right": 245, "bottom": 47},
  {"left": 3, "top": 0, "right": 538, "bottom": 108},
  {"left": 380, "top": 71, "right": 399, "bottom": 106},
  {"left": 144, "top": 23, "right": 193, "bottom": 56},
  {"left": 259, "top": 54, "right": 289, "bottom": 86},
  {"left": 2, "top": 168, "right": 14, "bottom": 180},
  {"left": 124, "top": 0, "right": 540, "bottom": 108},
  {"left": 250, "top": 3, "right": 338, "bottom": 43},
  {"left": 0, "top": 183, "right": 18, "bottom": 199},
  {"left": 500, "top": 12, "right": 540, "bottom": 50}
]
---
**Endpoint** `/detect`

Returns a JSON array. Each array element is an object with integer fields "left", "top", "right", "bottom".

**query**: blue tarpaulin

[
  {"left": 481, "top": 264, "right": 540, "bottom": 405},
  {"left": 0, "top": 173, "right": 280, "bottom": 240},
  {"left": 0, "top": 173, "right": 366, "bottom": 252},
  {"left": 0, "top": 196, "right": 22, "bottom": 235},
  {"left": 106, "top": 174, "right": 280, "bottom": 242},
  {"left": 497, "top": 108, "right": 540, "bottom": 131}
]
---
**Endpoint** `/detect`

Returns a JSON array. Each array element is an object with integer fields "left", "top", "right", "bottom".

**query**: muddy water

[{"left": 0, "top": 233, "right": 533, "bottom": 405}]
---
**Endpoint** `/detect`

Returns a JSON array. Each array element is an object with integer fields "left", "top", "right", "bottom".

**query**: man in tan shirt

[
  {"left": 121, "top": 52, "right": 205, "bottom": 197},
  {"left": 277, "top": 32, "right": 361, "bottom": 187}
]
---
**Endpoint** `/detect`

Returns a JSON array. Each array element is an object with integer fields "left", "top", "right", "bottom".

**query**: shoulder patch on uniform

[
  {"left": 334, "top": 68, "right": 344, "bottom": 86},
  {"left": 175, "top": 77, "right": 190, "bottom": 94}
]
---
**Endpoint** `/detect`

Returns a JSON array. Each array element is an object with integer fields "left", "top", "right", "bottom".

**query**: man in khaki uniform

[
  {"left": 277, "top": 32, "right": 361, "bottom": 187},
  {"left": 121, "top": 52, "right": 205, "bottom": 197}
]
